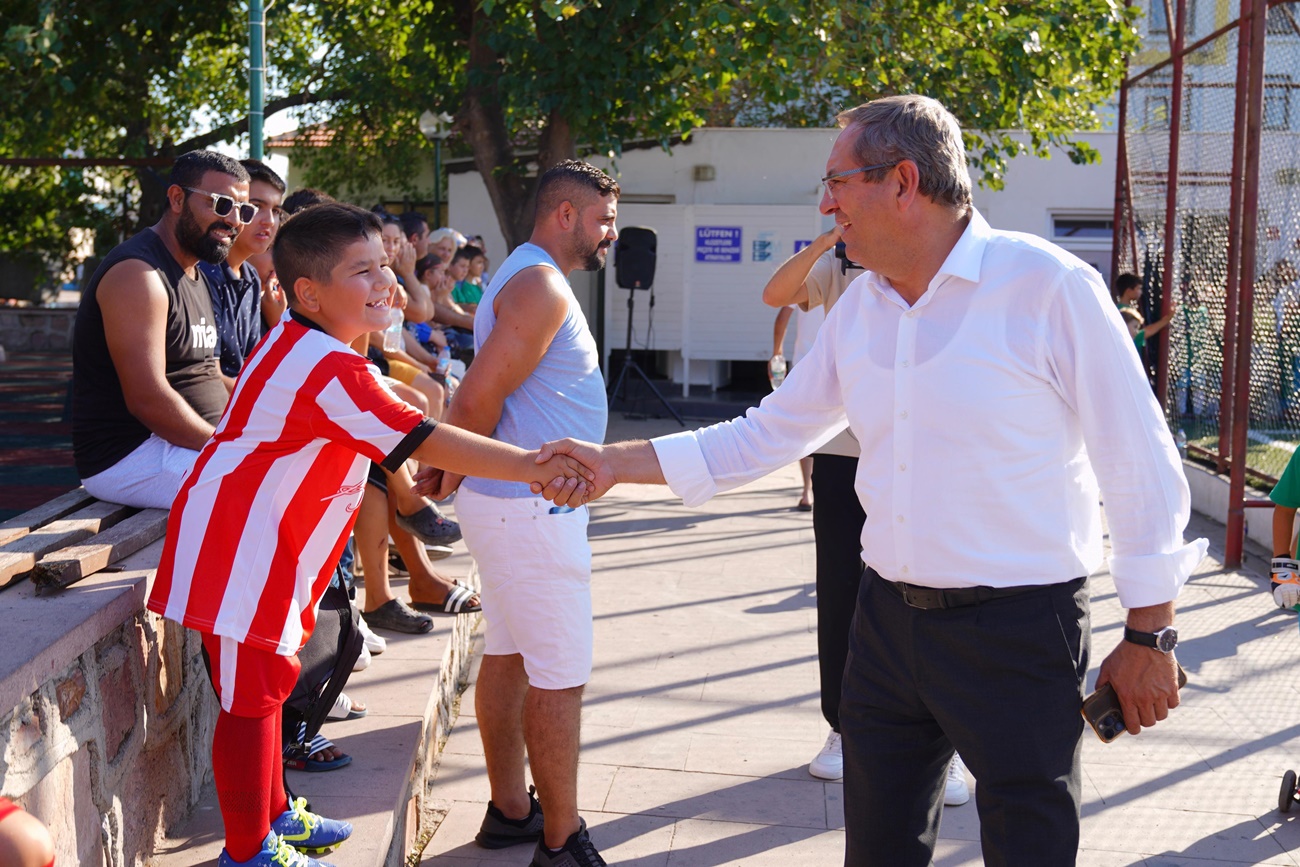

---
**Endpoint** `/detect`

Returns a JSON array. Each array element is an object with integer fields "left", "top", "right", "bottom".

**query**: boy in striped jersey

[{"left": 147, "top": 203, "right": 592, "bottom": 867}]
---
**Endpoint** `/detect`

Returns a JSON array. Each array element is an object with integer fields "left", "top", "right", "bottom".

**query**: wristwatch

[{"left": 1124, "top": 625, "right": 1178, "bottom": 653}]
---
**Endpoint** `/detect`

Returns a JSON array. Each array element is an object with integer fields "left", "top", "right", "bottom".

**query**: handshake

[
  {"left": 528, "top": 439, "right": 617, "bottom": 506},
  {"left": 1271, "top": 557, "right": 1300, "bottom": 609}
]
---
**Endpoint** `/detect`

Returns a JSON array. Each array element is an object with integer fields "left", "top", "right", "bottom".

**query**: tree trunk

[{"left": 461, "top": 5, "right": 578, "bottom": 251}]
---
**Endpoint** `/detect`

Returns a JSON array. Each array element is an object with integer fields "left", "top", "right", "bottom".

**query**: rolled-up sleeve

[{"left": 1042, "top": 265, "right": 1208, "bottom": 608}]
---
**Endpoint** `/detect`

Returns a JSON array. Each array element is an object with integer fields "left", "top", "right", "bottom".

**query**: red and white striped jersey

[{"left": 148, "top": 313, "right": 431, "bottom": 655}]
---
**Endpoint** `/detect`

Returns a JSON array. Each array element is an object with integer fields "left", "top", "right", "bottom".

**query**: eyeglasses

[
  {"left": 181, "top": 187, "right": 258, "bottom": 224},
  {"left": 820, "top": 162, "right": 899, "bottom": 197}
]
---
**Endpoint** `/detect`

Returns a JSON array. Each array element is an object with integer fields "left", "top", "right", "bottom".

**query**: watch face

[{"left": 1156, "top": 627, "right": 1178, "bottom": 653}]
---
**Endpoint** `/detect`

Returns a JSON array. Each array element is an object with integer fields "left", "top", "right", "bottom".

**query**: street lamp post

[
  {"left": 419, "top": 111, "right": 454, "bottom": 225},
  {"left": 249, "top": 0, "right": 266, "bottom": 160}
]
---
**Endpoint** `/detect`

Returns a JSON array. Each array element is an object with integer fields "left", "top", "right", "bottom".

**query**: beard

[
  {"left": 176, "top": 203, "right": 236, "bottom": 265},
  {"left": 577, "top": 238, "right": 612, "bottom": 272}
]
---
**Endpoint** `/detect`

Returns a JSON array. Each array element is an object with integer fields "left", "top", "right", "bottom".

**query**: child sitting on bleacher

[{"left": 146, "top": 203, "right": 591, "bottom": 867}]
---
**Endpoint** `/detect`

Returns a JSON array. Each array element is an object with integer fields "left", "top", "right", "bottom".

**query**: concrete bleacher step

[{"left": 148, "top": 551, "right": 480, "bottom": 867}]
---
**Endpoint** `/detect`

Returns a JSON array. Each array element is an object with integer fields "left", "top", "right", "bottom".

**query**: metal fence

[{"left": 1115, "top": 0, "right": 1300, "bottom": 564}]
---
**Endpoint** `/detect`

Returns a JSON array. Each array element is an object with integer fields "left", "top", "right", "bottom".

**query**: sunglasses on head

[{"left": 181, "top": 186, "right": 258, "bottom": 224}]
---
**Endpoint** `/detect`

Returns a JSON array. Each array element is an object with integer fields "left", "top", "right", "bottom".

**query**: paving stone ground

[{"left": 421, "top": 414, "right": 1300, "bottom": 866}]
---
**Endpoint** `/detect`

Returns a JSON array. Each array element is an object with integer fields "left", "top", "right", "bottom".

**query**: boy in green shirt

[{"left": 1270, "top": 448, "right": 1300, "bottom": 607}]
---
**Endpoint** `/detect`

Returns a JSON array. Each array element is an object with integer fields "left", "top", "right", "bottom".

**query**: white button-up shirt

[{"left": 653, "top": 210, "right": 1207, "bottom": 608}]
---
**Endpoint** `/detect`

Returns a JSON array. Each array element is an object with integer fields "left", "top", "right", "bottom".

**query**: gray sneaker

[
  {"left": 529, "top": 819, "right": 605, "bottom": 867},
  {"left": 475, "top": 785, "right": 544, "bottom": 849}
]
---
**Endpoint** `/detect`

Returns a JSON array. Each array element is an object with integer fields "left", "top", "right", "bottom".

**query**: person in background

[
  {"left": 200, "top": 159, "right": 286, "bottom": 384},
  {"left": 1268, "top": 446, "right": 1300, "bottom": 610},
  {"left": 1114, "top": 272, "right": 1177, "bottom": 353},
  {"left": 450, "top": 246, "right": 485, "bottom": 313}
]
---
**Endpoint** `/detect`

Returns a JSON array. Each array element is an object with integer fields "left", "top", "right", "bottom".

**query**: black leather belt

[{"left": 879, "top": 576, "right": 1043, "bottom": 610}]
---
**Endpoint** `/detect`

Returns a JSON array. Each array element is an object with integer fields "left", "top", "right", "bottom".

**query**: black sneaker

[
  {"left": 475, "top": 785, "right": 544, "bottom": 849},
  {"left": 529, "top": 818, "right": 605, "bottom": 867}
]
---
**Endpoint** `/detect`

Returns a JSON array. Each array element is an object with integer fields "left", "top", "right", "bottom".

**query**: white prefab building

[{"left": 448, "top": 128, "right": 1118, "bottom": 393}]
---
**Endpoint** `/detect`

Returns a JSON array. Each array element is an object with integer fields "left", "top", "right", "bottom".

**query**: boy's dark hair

[
  {"left": 416, "top": 254, "right": 443, "bottom": 281},
  {"left": 240, "top": 159, "right": 287, "bottom": 194},
  {"left": 399, "top": 210, "right": 429, "bottom": 241},
  {"left": 452, "top": 245, "right": 482, "bottom": 264},
  {"left": 1114, "top": 273, "right": 1143, "bottom": 296},
  {"left": 282, "top": 187, "right": 336, "bottom": 216},
  {"left": 274, "top": 203, "right": 382, "bottom": 305},
  {"left": 170, "top": 151, "right": 249, "bottom": 189},
  {"left": 534, "top": 160, "right": 620, "bottom": 218}
]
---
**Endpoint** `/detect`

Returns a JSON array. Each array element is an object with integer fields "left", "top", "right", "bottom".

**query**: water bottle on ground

[
  {"left": 381, "top": 306, "right": 404, "bottom": 352},
  {"left": 768, "top": 354, "right": 787, "bottom": 390}
]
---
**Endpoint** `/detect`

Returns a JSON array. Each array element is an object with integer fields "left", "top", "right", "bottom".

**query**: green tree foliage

[{"left": 0, "top": 0, "right": 1139, "bottom": 268}]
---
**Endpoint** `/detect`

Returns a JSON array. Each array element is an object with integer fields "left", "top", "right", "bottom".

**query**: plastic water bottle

[
  {"left": 435, "top": 346, "right": 451, "bottom": 377},
  {"left": 1175, "top": 429, "right": 1188, "bottom": 459},
  {"left": 381, "top": 306, "right": 404, "bottom": 352},
  {"left": 768, "top": 354, "right": 787, "bottom": 390}
]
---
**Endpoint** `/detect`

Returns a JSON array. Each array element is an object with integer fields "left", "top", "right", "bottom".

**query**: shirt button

[
  {"left": 902, "top": 566, "right": 910, "bottom": 574},
  {"left": 897, "top": 515, "right": 905, "bottom": 523},
  {"left": 906, "top": 310, "right": 918, "bottom": 319},
  {"left": 899, "top": 463, "right": 906, "bottom": 471},
  {"left": 899, "top": 410, "right": 908, "bottom": 419},
  {"left": 902, "top": 361, "right": 910, "bottom": 368}
]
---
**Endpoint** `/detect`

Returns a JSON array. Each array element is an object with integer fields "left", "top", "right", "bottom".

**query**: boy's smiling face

[{"left": 294, "top": 234, "right": 394, "bottom": 343}]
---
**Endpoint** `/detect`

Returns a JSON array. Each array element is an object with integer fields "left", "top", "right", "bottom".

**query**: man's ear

[
  {"left": 294, "top": 277, "right": 321, "bottom": 312},
  {"left": 166, "top": 184, "right": 187, "bottom": 215},
  {"left": 556, "top": 200, "right": 577, "bottom": 230},
  {"left": 894, "top": 160, "right": 920, "bottom": 210}
]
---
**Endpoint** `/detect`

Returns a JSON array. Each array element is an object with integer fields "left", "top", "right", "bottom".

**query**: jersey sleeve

[
  {"left": 312, "top": 352, "right": 433, "bottom": 469},
  {"left": 1272, "top": 449, "right": 1300, "bottom": 508}
]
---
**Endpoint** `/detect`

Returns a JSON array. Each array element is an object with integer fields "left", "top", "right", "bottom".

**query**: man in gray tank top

[{"left": 429, "top": 161, "right": 617, "bottom": 867}]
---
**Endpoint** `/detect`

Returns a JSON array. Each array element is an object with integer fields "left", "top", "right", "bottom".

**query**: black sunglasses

[{"left": 181, "top": 186, "right": 258, "bottom": 224}]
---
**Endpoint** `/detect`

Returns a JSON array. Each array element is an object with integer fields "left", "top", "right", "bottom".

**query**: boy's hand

[
  {"left": 1271, "top": 557, "right": 1300, "bottom": 608},
  {"left": 530, "top": 439, "right": 615, "bottom": 505},
  {"left": 533, "top": 452, "right": 596, "bottom": 506}
]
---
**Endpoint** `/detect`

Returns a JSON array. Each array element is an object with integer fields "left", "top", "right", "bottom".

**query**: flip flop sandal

[
  {"left": 325, "top": 691, "right": 367, "bottom": 721},
  {"left": 410, "top": 583, "right": 481, "bottom": 615},
  {"left": 284, "top": 733, "right": 352, "bottom": 772}
]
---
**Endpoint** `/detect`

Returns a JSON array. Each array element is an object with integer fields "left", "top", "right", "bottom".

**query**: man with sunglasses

[
  {"left": 72, "top": 150, "right": 249, "bottom": 509},
  {"left": 199, "top": 159, "right": 287, "bottom": 384}
]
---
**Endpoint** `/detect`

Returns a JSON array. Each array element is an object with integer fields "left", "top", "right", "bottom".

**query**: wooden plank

[
  {"left": 0, "top": 501, "right": 137, "bottom": 589},
  {"left": 0, "top": 488, "right": 95, "bottom": 546},
  {"left": 31, "top": 509, "right": 169, "bottom": 593}
]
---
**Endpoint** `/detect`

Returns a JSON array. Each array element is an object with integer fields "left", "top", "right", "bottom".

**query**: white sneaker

[
  {"left": 352, "top": 643, "right": 371, "bottom": 672},
  {"left": 424, "top": 544, "right": 454, "bottom": 561},
  {"left": 809, "top": 730, "right": 843, "bottom": 780},
  {"left": 356, "top": 613, "right": 387, "bottom": 655},
  {"left": 944, "top": 753, "right": 970, "bottom": 806}
]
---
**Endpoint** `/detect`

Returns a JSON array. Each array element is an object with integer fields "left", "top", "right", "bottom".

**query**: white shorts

[
  {"left": 455, "top": 487, "right": 593, "bottom": 690},
  {"left": 80, "top": 434, "right": 199, "bottom": 509}
]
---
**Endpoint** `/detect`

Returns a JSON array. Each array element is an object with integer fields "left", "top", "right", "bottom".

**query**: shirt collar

[
  {"left": 289, "top": 309, "right": 326, "bottom": 332},
  {"left": 861, "top": 207, "right": 990, "bottom": 307}
]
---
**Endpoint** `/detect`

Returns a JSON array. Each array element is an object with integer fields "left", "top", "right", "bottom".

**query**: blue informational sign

[
  {"left": 695, "top": 226, "right": 743, "bottom": 263},
  {"left": 794, "top": 240, "right": 813, "bottom": 253}
]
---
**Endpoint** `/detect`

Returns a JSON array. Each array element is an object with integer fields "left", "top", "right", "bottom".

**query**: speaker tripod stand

[{"left": 607, "top": 288, "right": 684, "bottom": 425}]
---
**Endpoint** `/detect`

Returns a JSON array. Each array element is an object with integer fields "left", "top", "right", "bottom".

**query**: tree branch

[{"left": 174, "top": 89, "right": 345, "bottom": 153}]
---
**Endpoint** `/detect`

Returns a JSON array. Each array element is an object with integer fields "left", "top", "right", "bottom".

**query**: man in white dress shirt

[{"left": 537, "top": 95, "right": 1206, "bottom": 866}]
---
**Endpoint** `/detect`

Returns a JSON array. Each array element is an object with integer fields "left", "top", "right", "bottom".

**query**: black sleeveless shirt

[{"left": 72, "top": 228, "right": 229, "bottom": 477}]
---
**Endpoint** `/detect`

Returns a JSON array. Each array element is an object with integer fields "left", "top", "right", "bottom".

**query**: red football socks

[{"left": 212, "top": 709, "right": 277, "bottom": 862}]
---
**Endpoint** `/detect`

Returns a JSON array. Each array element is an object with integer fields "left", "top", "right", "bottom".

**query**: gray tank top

[{"left": 463, "top": 242, "right": 607, "bottom": 497}]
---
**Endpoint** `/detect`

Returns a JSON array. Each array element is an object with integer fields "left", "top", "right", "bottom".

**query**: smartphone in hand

[{"left": 1082, "top": 663, "right": 1187, "bottom": 743}]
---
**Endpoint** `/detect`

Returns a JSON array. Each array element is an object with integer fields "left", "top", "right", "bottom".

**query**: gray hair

[{"left": 836, "top": 95, "right": 971, "bottom": 209}]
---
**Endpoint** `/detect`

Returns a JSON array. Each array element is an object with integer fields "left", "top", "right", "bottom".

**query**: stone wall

[
  {"left": 0, "top": 551, "right": 217, "bottom": 867},
  {"left": 0, "top": 307, "right": 76, "bottom": 352}
]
